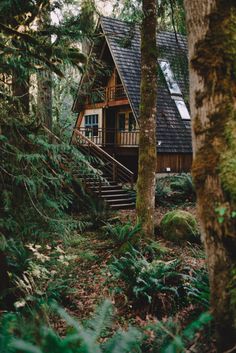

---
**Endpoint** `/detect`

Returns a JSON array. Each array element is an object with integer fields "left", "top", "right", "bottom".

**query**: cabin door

[{"left": 105, "top": 108, "right": 116, "bottom": 145}]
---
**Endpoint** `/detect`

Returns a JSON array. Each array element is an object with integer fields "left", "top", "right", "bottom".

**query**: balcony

[
  {"left": 77, "top": 127, "right": 139, "bottom": 147},
  {"left": 85, "top": 84, "right": 127, "bottom": 105}
]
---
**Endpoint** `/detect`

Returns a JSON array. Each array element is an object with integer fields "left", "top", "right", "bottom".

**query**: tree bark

[
  {"left": 184, "top": 1, "right": 236, "bottom": 351},
  {"left": 136, "top": 0, "right": 157, "bottom": 238},
  {"left": 37, "top": 1, "right": 52, "bottom": 130},
  {"left": 12, "top": 68, "right": 30, "bottom": 115}
]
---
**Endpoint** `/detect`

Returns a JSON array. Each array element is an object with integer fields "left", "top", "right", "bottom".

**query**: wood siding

[{"left": 156, "top": 153, "right": 192, "bottom": 173}]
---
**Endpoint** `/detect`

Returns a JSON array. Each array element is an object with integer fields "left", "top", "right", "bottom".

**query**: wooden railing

[
  {"left": 74, "top": 129, "right": 134, "bottom": 186},
  {"left": 78, "top": 128, "right": 140, "bottom": 146},
  {"left": 86, "top": 84, "right": 127, "bottom": 104}
]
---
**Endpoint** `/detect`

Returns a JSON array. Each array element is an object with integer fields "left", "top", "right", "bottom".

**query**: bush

[
  {"left": 103, "top": 222, "right": 141, "bottom": 245},
  {"left": 155, "top": 174, "right": 196, "bottom": 206},
  {"left": 0, "top": 301, "right": 142, "bottom": 353},
  {"left": 160, "top": 210, "right": 200, "bottom": 243},
  {"left": 170, "top": 174, "right": 196, "bottom": 202},
  {"left": 183, "top": 268, "right": 210, "bottom": 308},
  {"left": 109, "top": 248, "right": 181, "bottom": 304},
  {"left": 143, "top": 311, "right": 212, "bottom": 353}
]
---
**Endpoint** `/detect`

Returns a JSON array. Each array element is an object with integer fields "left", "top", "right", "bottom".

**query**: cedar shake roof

[{"left": 75, "top": 16, "right": 192, "bottom": 154}]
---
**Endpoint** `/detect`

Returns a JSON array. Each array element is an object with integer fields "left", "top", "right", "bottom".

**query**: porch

[{"left": 77, "top": 127, "right": 140, "bottom": 147}]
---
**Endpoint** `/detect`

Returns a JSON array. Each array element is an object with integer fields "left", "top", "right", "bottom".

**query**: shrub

[
  {"left": 109, "top": 248, "right": 181, "bottom": 304},
  {"left": 0, "top": 301, "right": 142, "bottom": 353},
  {"left": 170, "top": 173, "right": 196, "bottom": 202},
  {"left": 143, "top": 311, "right": 212, "bottom": 353},
  {"left": 155, "top": 174, "right": 196, "bottom": 206},
  {"left": 104, "top": 222, "right": 141, "bottom": 245},
  {"left": 155, "top": 178, "right": 172, "bottom": 205},
  {"left": 183, "top": 268, "right": 210, "bottom": 308},
  {"left": 160, "top": 210, "right": 200, "bottom": 243}
]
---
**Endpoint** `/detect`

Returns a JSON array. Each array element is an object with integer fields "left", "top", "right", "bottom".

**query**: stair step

[
  {"left": 100, "top": 192, "right": 128, "bottom": 197},
  {"left": 110, "top": 202, "right": 135, "bottom": 210},
  {"left": 95, "top": 189, "right": 126, "bottom": 194},
  {"left": 90, "top": 185, "right": 121, "bottom": 191},
  {"left": 106, "top": 198, "right": 134, "bottom": 204}
]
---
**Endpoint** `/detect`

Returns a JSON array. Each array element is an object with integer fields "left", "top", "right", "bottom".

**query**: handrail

[
  {"left": 73, "top": 129, "right": 134, "bottom": 186},
  {"left": 78, "top": 127, "right": 140, "bottom": 146}
]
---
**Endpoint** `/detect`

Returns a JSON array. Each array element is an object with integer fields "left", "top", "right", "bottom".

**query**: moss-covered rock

[{"left": 160, "top": 210, "right": 200, "bottom": 243}]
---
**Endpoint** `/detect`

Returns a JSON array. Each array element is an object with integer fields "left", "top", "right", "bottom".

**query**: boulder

[{"left": 160, "top": 210, "right": 200, "bottom": 243}]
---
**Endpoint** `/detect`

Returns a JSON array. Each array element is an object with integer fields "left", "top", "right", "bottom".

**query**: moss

[{"left": 160, "top": 210, "right": 200, "bottom": 244}]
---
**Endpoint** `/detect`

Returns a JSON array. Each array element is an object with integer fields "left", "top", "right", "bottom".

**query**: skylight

[
  {"left": 174, "top": 98, "right": 191, "bottom": 120},
  {"left": 159, "top": 59, "right": 191, "bottom": 120},
  {"left": 159, "top": 60, "right": 182, "bottom": 95}
]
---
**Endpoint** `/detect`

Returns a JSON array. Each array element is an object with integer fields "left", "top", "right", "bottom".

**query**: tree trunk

[
  {"left": 136, "top": 0, "right": 157, "bottom": 238},
  {"left": 184, "top": 1, "right": 236, "bottom": 351},
  {"left": 12, "top": 69, "right": 30, "bottom": 115},
  {"left": 37, "top": 1, "right": 52, "bottom": 130}
]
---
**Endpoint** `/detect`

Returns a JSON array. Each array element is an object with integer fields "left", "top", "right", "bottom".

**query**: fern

[
  {"left": 0, "top": 301, "right": 142, "bottom": 353},
  {"left": 109, "top": 248, "right": 181, "bottom": 303},
  {"left": 182, "top": 268, "right": 210, "bottom": 308},
  {"left": 145, "top": 312, "right": 212, "bottom": 353},
  {"left": 104, "top": 222, "right": 141, "bottom": 245}
]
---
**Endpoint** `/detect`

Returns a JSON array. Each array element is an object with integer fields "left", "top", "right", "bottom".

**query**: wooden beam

[{"left": 82, "top": 98, "right": 129, "bottom": 110}]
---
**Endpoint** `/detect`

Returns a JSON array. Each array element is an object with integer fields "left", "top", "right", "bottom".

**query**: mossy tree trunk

[
  {"left": 136, "top": 0, "right": 157, "bottom": 238},
  {"left": 37, "top": 1, "right": 52, "bottom": 130},
  {"left": 12, "top": 68, "right": 30, "bottom": 115},
  {"left": 184, "top": 1, "right": 236, "bottom": 351}
]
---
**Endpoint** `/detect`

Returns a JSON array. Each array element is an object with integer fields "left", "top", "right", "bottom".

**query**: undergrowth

[{"left": 155, "top": 174, "right": 196, "bottom": 206}]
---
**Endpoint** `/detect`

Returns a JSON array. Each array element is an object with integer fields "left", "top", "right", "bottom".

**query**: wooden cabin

[{"left": 72, "top": 16, "right": 192, "bottom": 178}]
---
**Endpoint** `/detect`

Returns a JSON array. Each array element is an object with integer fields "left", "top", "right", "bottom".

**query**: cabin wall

[
  {"left": 108, "top": 149, "right": 192, "bottom": 178},
  {"left": 156, "top": 153, "right": 192, "bottom": 173}
]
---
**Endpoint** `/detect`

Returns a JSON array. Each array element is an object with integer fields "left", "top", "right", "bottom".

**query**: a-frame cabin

[{"left": 71, "top": 17, "right": 192, "bottom": 209}]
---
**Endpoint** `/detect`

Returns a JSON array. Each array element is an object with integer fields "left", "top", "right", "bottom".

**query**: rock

[{"left": 160, "top": 210, "right": 200, "bottom": 243}]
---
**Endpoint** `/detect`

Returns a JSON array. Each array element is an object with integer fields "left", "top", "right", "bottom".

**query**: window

[
  {"left": 84, "top": 114, "right": 98, "bottom": 136},
  {"left": 159, "top": 59, "right": 190, "bottom": 120},
  {"left": 128, "top": 113, "right": 136, "bottom": 131},
  {"left": 159, "top": 60, "right": 181, "bottom": 95},
  {"left": 118, "top": 113, "right": 126, "bottom": 131},
  {"left": 174, "top": 98, "right": 191, "bottom": 120}
]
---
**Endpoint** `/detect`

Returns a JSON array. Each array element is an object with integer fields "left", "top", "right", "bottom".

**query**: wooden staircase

[{"left": 73, "top": 130, "right": 135, "bottom": 210}]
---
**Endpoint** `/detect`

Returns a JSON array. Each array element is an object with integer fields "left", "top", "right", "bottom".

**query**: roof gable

[{"left": 100, "top": 17, "right": 192, "bottom": 154}]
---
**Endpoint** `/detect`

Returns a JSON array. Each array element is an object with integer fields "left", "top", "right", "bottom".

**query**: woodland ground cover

[{"left": 0, "top": 171, "right": 215, "bottom": 352}]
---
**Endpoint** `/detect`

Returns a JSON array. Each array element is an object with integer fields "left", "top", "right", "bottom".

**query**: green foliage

[
  {"left": 144, "top": 312, "right": 212, "bottom": 353},
  {"left": 155, "top": 174, "right": 196, "bottom": 206},
  {"left": 104, "top": 222, "right": 141, "bottom": 245},
  {"left": 160, "top": 210, "right": 200, "bottom": 243},
  {"left": 0, "top": 301, "right": 142, "bottom": 353},
  {"left": 183, "top": 268, "right": 210, "bottom": 308},
  {"left": 0, "top": 0, "right": 92, "bottom": 77},
  {"left": 109, "top": 248, "right": 181, "bottom": 304},
  {"left": 0, "top": 122, "right": 94, "bottom": 242},
  {"left": 0, "top": 120, "right": 100, "bottom": 307},
  {"left": 170, "top": 174, "right": 196, "bottom": 202},
  {"left": 155, "top": 178, "right": 172, "bottom": 205},
  {"left": 114, "top": 0, "right": 186, "bottom": 34}
]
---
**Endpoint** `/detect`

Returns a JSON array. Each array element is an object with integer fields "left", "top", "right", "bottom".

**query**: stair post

[
  {"left": 131, "top": 175, "right": 134, "bottom": 190},
  {"left": 99, "top": 178, "right": 102, "bottom": 197},
  {"left": 112, "top": 161, "right": 117, "bottom": 182}
]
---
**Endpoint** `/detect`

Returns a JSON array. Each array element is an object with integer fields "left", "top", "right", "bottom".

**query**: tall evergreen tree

[
  {"left": 136, "top": 0, "right": 157, "bottom": 238},
  {"left": 184, "top": 0, "right": 236, "bottom": 351},
  {"left": 37, "top": 0, "right": 53, "bottom": 129}
]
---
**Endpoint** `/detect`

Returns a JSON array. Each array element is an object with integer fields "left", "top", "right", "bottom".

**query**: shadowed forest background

[{"left": 0, "top": 1, "right": 236, "bottom": 353}]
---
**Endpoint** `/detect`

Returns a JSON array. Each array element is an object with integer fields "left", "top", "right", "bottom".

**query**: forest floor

[{"left": 51, "top": 203, "right": 216, "bottom": 352}]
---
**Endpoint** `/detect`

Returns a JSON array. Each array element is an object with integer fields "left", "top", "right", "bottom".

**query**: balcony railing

[
  {"left": 78, "top": 127, "right": 139, "bottom": 146},
  {"left": 85, "top": 84, "right": 127, "bottom": 104}
]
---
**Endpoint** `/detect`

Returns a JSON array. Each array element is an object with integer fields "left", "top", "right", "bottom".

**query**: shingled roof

[{"left": 100, "top": 16, "right": 192, "bottom": 154}]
